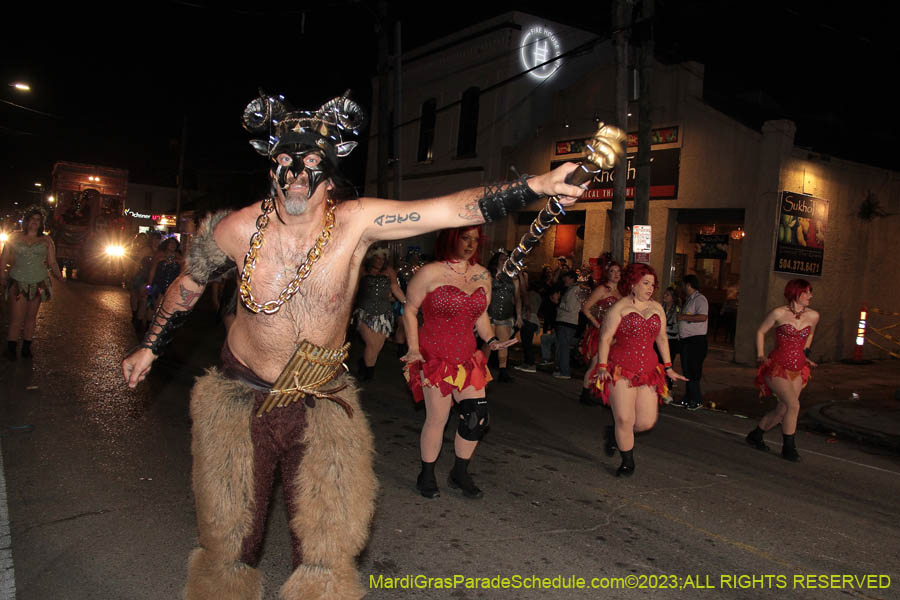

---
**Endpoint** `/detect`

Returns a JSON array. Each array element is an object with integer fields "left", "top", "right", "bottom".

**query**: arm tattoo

[
  {"left": 458, "top": 199, "right": 480, "bottom": 221},
  {"left": 373, "top": 212, "right": 421, "bottom": 227},
  {"left": 176, "top": 283, "right": 203, "bottom": 310}
]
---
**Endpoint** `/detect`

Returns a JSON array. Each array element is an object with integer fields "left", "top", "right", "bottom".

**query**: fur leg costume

[{"left": 185, "top": 369, "right": 377, "bottom": 600}]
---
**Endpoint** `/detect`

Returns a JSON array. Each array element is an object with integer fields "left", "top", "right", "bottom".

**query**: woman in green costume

[{"left": 0, "top": 206, "right": 63, "bottom": 360}]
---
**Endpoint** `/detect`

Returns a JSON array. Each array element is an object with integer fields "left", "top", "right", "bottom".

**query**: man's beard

[{"left": 283, "top": 190, "right": 309, "bottom": 215}]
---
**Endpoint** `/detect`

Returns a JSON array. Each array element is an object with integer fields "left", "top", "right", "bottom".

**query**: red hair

[
  {"left": 598, "top": 260, "right": 622, "bottom": 286},
  {"left": 434, "top": 225, "right": 484, "bottom": 265},
  {"left": 784, "top": 279, "right": 812, "bottom": 303},
  {"left": 618, "top": 263, "right": 659, "bottom": 297}
]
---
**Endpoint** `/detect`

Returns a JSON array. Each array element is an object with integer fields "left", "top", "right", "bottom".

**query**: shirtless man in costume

[{"left": 121, "top": 91, "right": 600, "bottom": 600}]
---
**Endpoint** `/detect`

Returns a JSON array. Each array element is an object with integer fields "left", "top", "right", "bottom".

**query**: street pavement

[{"left": 1, "top": 281, "right": 899, "bottom": 600}]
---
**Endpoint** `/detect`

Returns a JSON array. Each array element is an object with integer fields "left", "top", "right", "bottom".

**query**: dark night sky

[{"left": 2, "top": 1, "right": 897, "bottom": 216}]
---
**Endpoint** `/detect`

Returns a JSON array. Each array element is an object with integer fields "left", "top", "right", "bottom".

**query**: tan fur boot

[
  {"left": 184, "top": 547, "right": 263, "bottom": 600},
  {"left": 185, "top": 371, "right": 260, "bottom": 598},
  {"left": 283, "top": 376, "right": 377, "bottom": 600}
]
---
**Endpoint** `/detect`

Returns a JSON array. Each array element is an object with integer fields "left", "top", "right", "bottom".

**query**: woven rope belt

[{"left": 257, "top": 340, "right": 353, "bottom": 418}]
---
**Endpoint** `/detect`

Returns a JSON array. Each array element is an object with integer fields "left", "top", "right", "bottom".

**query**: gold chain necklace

[{"left": 239, "top": 196, "right": 337, "bottom": 315}]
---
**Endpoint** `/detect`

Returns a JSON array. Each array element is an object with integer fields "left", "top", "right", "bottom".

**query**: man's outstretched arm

[
  {"left": 360, "top": 162, "right": 584, "bottom": 243},
  {"left": 122, "top": 211, "right": 235, "bottom": 388}
]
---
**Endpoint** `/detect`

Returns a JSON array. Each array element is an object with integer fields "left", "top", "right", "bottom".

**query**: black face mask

[{"left": 272, "top": 149, "right": 333, "bottom": 199}]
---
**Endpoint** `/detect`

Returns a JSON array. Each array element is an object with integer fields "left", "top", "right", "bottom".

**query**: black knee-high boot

[
  {"left": 416, "top": 460, "right": 440, "bottom": 499},
  {"left": 448, "top": 456, "right": 483, "bottom": 499},
  {"left": 616, "top": 449, "right": 635, "bottom": 477},
  {"left": 21, "top": 340, "right": 32, "bottom": 358},
  {"left": 781, "top": 433, "right": 801, "bottom": 462},
  {"left": 5, "top": 341, "right": 16, "bottom": 361}
]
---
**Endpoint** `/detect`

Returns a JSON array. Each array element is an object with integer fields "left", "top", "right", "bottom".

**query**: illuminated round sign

[{"left": 520, "top": 26, "right": 563, "bottom": 80}]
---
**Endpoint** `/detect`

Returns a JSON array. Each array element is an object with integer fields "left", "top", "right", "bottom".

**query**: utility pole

[
  {"left": 175, "top": 115, "right": 187, "bottom": 232},
  {"left": 392, "top": 20, "right": 402, "bottom": 200},
  {"left": 376, "top": 0, "right": 390, "bottom": 199},
  {"left": 611, "top": 0, "right": 630, "bottom": 264},
  {"left": 632, "top": 0, "right": 654, "bottom": 263}
]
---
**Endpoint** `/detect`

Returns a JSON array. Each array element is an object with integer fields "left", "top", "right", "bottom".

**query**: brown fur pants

[{"left": 184, "top": 369, "right": 377, "bottom": 600}]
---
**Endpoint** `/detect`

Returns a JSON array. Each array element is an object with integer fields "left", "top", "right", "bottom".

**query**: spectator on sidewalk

[
  {"left": 675, "top": 275, "right": 708, "bottom": 410},
  {"left": 515, "top": 280, "right": 543, "bottom": 373},
  {"left": 552, "top": 270, "right": 581, "bottom": 379}
]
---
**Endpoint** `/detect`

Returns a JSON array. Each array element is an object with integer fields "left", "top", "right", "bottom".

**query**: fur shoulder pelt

[{"left": 185, "top": 210, "right": 236, "bottom": 286}]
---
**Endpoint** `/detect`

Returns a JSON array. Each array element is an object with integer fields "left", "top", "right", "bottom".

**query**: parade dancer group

[{"left": 113, "top": 89, "right": 820, "bottom": 600}]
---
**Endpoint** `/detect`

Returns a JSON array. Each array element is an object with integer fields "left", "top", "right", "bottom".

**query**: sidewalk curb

[{"left": 805, "top": 403, "right": 900, "bottom": 453}]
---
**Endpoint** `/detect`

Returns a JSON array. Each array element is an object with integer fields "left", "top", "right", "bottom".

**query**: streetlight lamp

[{"left": 11, "top": 82, "right": 31, "bottom": 92}]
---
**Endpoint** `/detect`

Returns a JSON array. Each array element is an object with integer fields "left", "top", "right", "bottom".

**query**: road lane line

[{"left": 662, "top": 413, "right": 900, "bottom": 477}]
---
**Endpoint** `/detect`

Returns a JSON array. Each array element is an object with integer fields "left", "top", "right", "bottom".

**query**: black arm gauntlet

[
  {"left": 478, "top": 176, "right": 542, "bottom": 223},
  {"left": 139, "top": 304, "right": 191, "bottom": 355}
]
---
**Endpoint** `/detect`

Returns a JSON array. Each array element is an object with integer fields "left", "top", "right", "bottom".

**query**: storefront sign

[
  {"left": 157, "top": 215, "right": 177, "bottom": 227},
  {"left": 520, "top": 26, "right": 562, "bottom": 80},
  {"left": 555, "top": 126, "right": 679, "bottom": 156},
  {"left": 695, "top": 234, "right": 729, "bottom": 259},
  {"left": 551, "top": 148, "right": 680, "bottom": 201},
  {"left": 124, "top": 208, "right": 153, "bottom": 219},
  {"left": 774, "top": 191, "right": 828, "bottom": 277},
  {"left": 633, "top": 225, "right": 652, "bottom": 253}
]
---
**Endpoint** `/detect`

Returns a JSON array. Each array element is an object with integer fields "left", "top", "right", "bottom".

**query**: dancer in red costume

[
  {"left": 578, "top": 259, "right": 621, "bottom": 406},
  {"left": 402, "top": 226, "right": 516, "bottom": 499},
  {"left": 746, "top": 279, "right": 818, "bottom": 462},
  {"left": 593, "top": 264, "right": 687, "bottom": 476}
]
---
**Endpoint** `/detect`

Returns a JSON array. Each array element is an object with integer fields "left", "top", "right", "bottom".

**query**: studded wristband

[{"left": 478, "top": 176, "right": 542, "bottom": 223}]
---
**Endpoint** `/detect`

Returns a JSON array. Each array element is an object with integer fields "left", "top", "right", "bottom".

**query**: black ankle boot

[
  {"left": 357, "top": 357, "right": 372, "bottom": 381},
  {"left": 580, "top": 387, "right": 601, "bottom": 406},
  {"left": 746, "top": 426, "right": 769, "bottom": 451},
  {"left": 616, "top": 449, "right": 635, "bottom": 477},
  {"left": 781, "top": 434, "right": 801, "bottom": 462},
  {"left": 5, "top": 341, "right": 16, "bottom": 361},
  {"left": 416, "top": 460, "right": 440, "bottom": 499},
  {"left": 604, "top": 425, "right": 618, "bottom": 457},
  {"left": 21, "top": 340, "right": 32, "bottom": 358},
  {"left": 448, "top": 456, "right": 483, "bottom": 499}
]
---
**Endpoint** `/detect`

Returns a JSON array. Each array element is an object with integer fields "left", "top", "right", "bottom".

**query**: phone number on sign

[{"left": 777, "top": 258, "right": 821, "bottom": 274}]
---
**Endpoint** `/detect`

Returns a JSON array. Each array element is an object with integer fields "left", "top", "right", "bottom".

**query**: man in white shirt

[{"left": 676, "top": 274, "right": 708, "bottom": 410}]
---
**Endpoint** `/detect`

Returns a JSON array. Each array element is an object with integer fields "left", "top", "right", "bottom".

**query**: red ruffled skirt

[
  {"left": 579, "top": 326, "right": 601, "bottom": 362},
  {"left": 755, "top": 359, "right": 810, "bottom": 397},
  {"left": 404, "top": 350, "right": 492, "bottom": 403},
  {"left": 590, "top": 362, "right": 668, "bottom": 406}
]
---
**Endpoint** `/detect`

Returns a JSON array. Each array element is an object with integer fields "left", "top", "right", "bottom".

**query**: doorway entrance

[{"left": 672, "top": 209, "right": 745, "bottom": 347}]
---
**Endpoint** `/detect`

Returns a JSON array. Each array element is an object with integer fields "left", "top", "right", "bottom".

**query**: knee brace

[{"left": 457, "top": 398, "right": 490, "bottom": 441}]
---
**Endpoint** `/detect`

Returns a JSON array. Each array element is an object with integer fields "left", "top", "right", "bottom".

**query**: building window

[
  {"left": 456, "top": 87, "right": 480, "bottom": 158},
  {"left": 417, "top": 98, "right": 436, "bottom": 163}
]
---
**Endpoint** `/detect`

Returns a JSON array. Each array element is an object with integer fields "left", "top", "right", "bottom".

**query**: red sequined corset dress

[
  {"left": 579, "top": 295, "right": 618, "bottom": 361},
  {"left": 755, "top": 324, "right": 811, "bottom": 397},
  {"left": 405, "top": 285, "right": 491, "bottom": 402},
  {"left": 594, "top": 311, "right": 667, "bottom": 404}
]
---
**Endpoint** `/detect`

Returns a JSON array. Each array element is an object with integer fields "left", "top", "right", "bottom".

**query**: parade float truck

[{"left": 50, "top": 161, "right": 130, "bottom": 285}]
